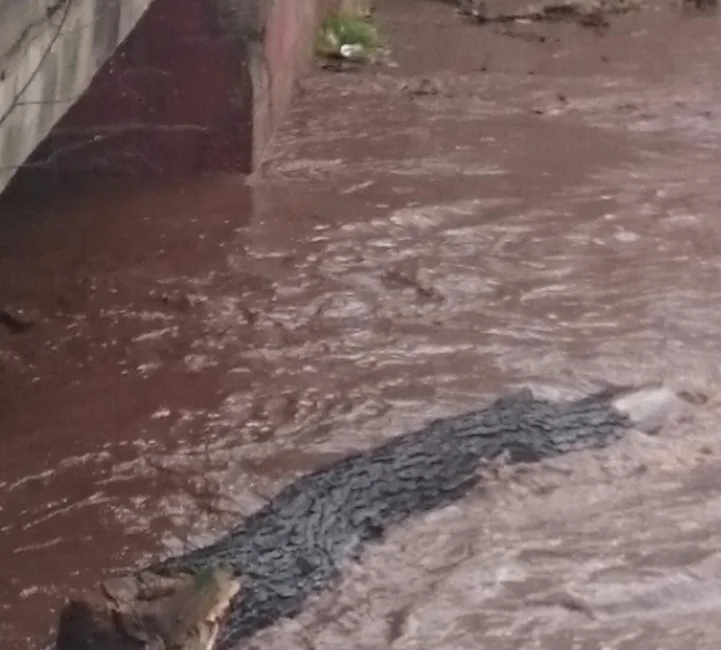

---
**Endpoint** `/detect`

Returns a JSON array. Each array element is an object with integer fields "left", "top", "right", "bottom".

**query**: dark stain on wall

[{"left": 91, "top": 0, "right": 121, "bottom": 60}]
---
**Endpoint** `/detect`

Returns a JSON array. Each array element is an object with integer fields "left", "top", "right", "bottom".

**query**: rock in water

[{"left": 611, "top": 384, "right": 689, "bottom": 434}]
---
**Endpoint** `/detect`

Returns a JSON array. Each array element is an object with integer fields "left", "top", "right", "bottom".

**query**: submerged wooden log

[{"left": 53, "top": 384, "right": 691, "bottom": 650}]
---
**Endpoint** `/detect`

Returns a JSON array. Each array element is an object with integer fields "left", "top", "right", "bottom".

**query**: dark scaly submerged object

[
  {"left": 54, "top": 384, "right": 687, "bottom": 649},
  {"left": 139, "top": 384, "right": 684, "bottom": 649}
]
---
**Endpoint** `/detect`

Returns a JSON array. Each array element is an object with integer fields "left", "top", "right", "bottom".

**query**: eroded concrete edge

[{"left": 248, "top": 0, "right": 337, "bottom": 172}]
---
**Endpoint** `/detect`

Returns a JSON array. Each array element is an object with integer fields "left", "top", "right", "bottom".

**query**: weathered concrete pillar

[{"left": 0, "top": 0, "right": 335, "bottom": 193}]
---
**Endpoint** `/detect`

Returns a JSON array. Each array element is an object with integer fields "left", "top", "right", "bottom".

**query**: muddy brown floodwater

[{"left": 3, "top": 0, "right": 721, "bottom": 648}]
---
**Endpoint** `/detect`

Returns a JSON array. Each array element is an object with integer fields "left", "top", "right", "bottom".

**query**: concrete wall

[
  {"left": 0, "top": 0, "right": 336, "bottom": 193},
  {"left": 0, "top": 0, "right": 153, "bottom": 194},
  {"left": 251, "top": 0, "right": 333, "bottom": 172}
]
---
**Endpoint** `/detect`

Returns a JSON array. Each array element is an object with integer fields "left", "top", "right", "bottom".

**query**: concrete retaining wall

[
  {"left": 0, "top": 0, "right": 153, "bottom": 194},
  {"left": 0, "top": 0, "right": 335, "bottom": 193}
]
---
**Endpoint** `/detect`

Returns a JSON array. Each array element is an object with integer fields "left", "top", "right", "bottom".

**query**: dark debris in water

[
  {"left": 0, "top": 306, "right": 39, "bottom": 334},
  {"left": 455, "top": 0, "right": 650, "bottom": 28}
]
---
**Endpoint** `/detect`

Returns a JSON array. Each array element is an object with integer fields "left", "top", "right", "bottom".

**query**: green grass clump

[{"left": 315, "top": 12, "right": 381, "bottom": 59}]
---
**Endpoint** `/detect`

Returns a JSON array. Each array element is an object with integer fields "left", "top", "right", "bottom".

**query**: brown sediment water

[{"left": 3, "top": 1, "right": 721, "bottom": 647}]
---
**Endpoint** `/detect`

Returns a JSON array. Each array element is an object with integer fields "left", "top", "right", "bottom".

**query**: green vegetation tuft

[{"left": 315, "top": 12, "right": 381, "bottom": 60}]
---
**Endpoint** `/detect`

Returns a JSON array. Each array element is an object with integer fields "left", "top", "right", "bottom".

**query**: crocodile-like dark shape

[{"left": 149, "top": 388, "right": 633, "bottom": 648}]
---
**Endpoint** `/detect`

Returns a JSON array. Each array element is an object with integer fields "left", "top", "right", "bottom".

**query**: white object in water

[
  {"left": 340, "top": 43, "right": 366, "bottom": 59},
  {"left": 611, "top": 385, "right": 688, "bottom": 434}
]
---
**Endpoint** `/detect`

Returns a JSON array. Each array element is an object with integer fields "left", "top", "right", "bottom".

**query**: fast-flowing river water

[{"left": 2, "top": 2, "right": 721, "bottom": 648}]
